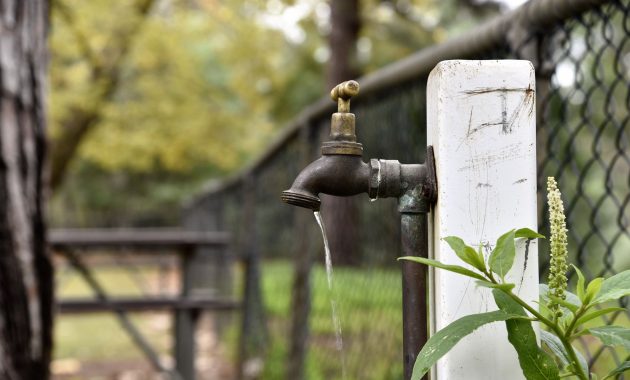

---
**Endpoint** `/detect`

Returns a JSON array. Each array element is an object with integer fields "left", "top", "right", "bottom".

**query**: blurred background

[
  {"left": 49, "top": 1, "right": 504, "bottom": 377},
  {"left": 47, "top": 0, "right": 630, "bottom": 379},
  {"left": 48, "top": 0, "right": 510, "bottom": 228}
]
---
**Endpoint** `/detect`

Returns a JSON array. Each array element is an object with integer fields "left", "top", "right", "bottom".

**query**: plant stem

[
  {"left": 485, "top": 274, "right": 589, "bottom": 380},
  {"left": 505, "top": 292, "right": 588, "bottom": 379},
  {"left": 564, "top": 305, "right": 586, "bottom": 340}
]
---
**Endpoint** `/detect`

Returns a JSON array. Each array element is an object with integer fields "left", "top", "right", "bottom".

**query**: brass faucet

[
  {"left": 281, "top": 80, "right": 437, "bottom": 380},
  {"left": 281, "top": 80, "right": 437, "bottom": 211}
]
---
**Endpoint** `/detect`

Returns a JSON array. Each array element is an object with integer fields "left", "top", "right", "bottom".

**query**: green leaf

[
  {"left": 493, "top": 290, "right": 560, "bottom": 380},
  {"left": 574, "top": 307, "right": 625, "bottom": 327},
  {"left": 476, "top": 280, "right": 515, "bottom": 291},
  {"left": 592, "top": 270, "right": 630, "bottom": 304},
  {"left": 476, "top": 244, "right": 486, "bottom": 271},
  {"left": 584, "top": 277, "right": 604, "bottom": 304},
  {"left": 588, "top": 326, "right": 630, "bottom": 350},
  {"left": 548, "top": 295, "right": 579, "bottom": 314},
  {"left": 540, "top": 330, "right": 588, "bottom": 375},
  {"left": 515, "top": 228, "right": 545, "bottom": 239},
  {"left": 443, "top": 236, "right": 485, "bottom": 271},
  {"left": 536, "top": 300, "right": 552, "bottom": 317},
  {"left": 602, "top": 361, "right": 630, "bottom": 380},
  {"left": 398, "top": 257, "right": 487, "bottom": 281},
  {"left": 489, "top": 230, "right": 516, "bottom": 278},
  {"left": 571, "top": 264, "right": 586, "bottom": 303},
  {"left": 411, "top": 311, "right": 526, "bottom": 380}
]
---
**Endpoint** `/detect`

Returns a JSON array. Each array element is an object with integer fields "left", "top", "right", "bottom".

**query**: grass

[
  {"left": 54, "top": 265, "right": 172, "bottom": 362},
  {"left": 259, "top": 260, "right": 404, "bottom": 380},
  {"left": 257, "top": 261, "right": 630, "bottom": 379},
  {"left": 54, "top": 259, "right": 628, "bottom": 379}
]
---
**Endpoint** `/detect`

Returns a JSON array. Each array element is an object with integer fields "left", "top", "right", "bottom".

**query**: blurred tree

[
  {"left": 322, "top": 0, "right": 362, "bottom": 267},
  {"left": 49, "top": 0, "right": 308, "bottom": 226},
  {"left": 0, "top": 1, "right": 52, "bottom": 378},
  {"left": 49, "top": 0, "right": 500, "bottom": 227},
  {"left": 50, "top": 0, "right": 157, "bottom": 190}
]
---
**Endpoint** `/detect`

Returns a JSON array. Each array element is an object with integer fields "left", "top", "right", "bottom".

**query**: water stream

[{"left": 314, "top": 211, "right": 347, "bottom": 379}]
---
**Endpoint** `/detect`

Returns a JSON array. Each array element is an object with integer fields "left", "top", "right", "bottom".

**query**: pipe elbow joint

[{"left": 281, "top": 155, "right": 370, "bottom": 211}]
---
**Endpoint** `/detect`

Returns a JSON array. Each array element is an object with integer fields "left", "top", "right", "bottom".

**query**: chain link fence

[{"left": 184, "top": 0, "right": 630, "bottom": 377}]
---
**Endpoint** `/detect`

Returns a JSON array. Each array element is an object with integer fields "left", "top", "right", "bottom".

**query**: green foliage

[
  {"left": 411, "top": 310, "right": 526, "bottom": 380},
  {"left": 575, "top": 307, "right": 625, "bottom": 327},
  {"left": 397, "top": 256, "right": 486, "bottom": 281},
  {"left": 515, "top": 228, "right": 546, "bottom": 239},
  {"left": 539, "top": 330, "right": 588, "bottom": 375},
  {"left": 588, "top": 326, "right": 630, "bottom": 351},
  {"left": 49, "top": 0, "right": 499, "bottom": 226},
  {"left": 489, "top": 229, "right": 516, "bottom": 279},
  {"left": 52, "top": 0, "right": 290, "bottom": 174},
  {"left": 475, "top": 280, "right": 515, "bottom": 291},
  {"left": 602, "top": 361, "right": 630, "bottom": 380},
  {"left": 493, "top": 290, "right": 560, "bottom": 380},
  {"left": 593, "top": 271, "right": 630, "bottom": 304},
  {"left": 402, "top": 226, "right": 630, "bottom": 380},
  {"left": 443, "top": 236, "right": 485, "bottom": 271}
]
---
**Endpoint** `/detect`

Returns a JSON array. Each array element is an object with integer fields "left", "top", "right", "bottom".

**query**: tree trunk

[
  {"left": 0, "top": 1, "right": 53, "bottom": 379},
  {"left": 324, "top": 0, "right": 362, "bottom": 266}
]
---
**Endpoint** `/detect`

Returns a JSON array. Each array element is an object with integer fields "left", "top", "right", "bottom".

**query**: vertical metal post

[
  {"left": 399, "top": 195, "right": 430, "bottom": 380},
  {"left": 287, "top": 124, "right": 317, "bottom": 380},
  {"left": 401, "top": 213, "right": 429, "bottom": 380},
  {"left": 175, "top": 247, "right": 196, "bottom": 380},
  {"left": 237, "top": 175, "right": 268, "bottom": 380}
]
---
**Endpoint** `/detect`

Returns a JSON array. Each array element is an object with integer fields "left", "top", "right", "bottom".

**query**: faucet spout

[
  {"left": 281, "top": 155, "right": 369, "bottom": 211},
  {"left": 281, "top": 79, "right": 437, "bottom": 211}
]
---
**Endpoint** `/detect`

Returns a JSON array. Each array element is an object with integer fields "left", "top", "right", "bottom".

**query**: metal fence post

[
  {"left": 175, "top": 246, "right": 197, "bottom": 380},
  {"left": 237, "top": 175, "right": 268, "bottom": 380},
  {"left": 286, "top": 123, "right": 317, "bottom": 380}
]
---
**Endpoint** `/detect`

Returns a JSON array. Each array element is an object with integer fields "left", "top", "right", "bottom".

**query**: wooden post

[
  {"left": 175, "top": 247, "right": 196, "bottom": 380},
  {"left": 0, "top": 1, "right": 52, "bottom": 378},
  {"left": 427, "top": 60, "right": 539, "bottom": 379}
]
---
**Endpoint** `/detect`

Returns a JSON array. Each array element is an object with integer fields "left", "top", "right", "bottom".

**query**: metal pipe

[
  {"left": 281, "top": 81, "right": 438, "bottom": 379},
  {"left": 398, "top": 148, "right": 434, "bottom": 380},
  {"left": 400, "top": 212, "right": 429, "bottom": 380}
]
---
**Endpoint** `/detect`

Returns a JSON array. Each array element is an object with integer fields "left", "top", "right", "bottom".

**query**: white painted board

[{"left": 427, "top": 60, "right": 539, "bottom": 380}]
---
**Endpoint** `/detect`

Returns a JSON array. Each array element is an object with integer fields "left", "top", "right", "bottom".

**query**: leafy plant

[{"left": 400, "top": 178, "right": 630, "bottom": 380}]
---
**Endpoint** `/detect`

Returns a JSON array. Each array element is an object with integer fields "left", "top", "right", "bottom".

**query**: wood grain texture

[{"left": 0, "top": 0, "right": 51, "bottom": 378}]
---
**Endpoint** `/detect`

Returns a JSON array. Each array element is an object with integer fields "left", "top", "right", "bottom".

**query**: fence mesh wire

[
  {"left": 185, "top": 0, "right": 630, "bottom": 378},
  {"left": 528, "top": 0, "right": 630, "bottom": 371}
]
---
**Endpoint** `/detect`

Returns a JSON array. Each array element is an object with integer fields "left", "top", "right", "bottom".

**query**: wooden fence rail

[{"left": 50, "top": 228, "right": 241, "bottom": 380}]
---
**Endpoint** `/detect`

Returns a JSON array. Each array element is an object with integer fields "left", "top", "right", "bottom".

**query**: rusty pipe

[
  {"left": 281, "top": 155, "right": 369, "bottom": 211},
  {"left": 280, "top": 80, "right": 437, "bottom": 380}
]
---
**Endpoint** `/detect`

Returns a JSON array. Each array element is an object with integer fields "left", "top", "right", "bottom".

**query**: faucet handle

[
  {"left": 323, "top": 80, "right": 362, "bottom": 156},
  {"left": 330, "top": 80, "right": 359, "bottom": 113}
]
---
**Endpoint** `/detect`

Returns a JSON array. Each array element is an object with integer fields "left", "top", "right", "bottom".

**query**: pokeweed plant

[{"left": 400, "top": 177, "right": 630, "bottom": 380}]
